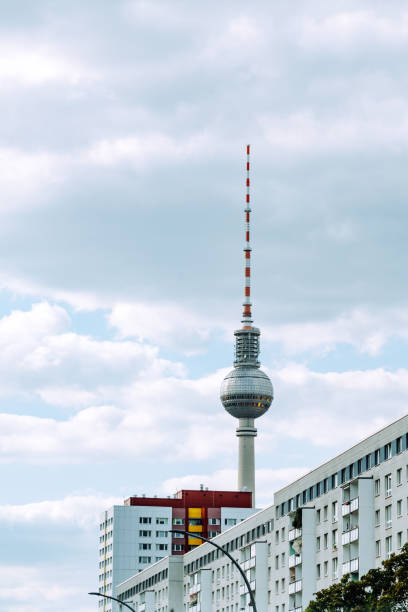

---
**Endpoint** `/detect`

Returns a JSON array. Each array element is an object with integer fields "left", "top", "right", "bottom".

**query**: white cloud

[
  {"left": 267, "top": 363, "right": 408, "bottom": 448},
  {"left": 109, "top": 301, "right": 211, "bottom": 351},
  {"left": 263, "top": 307, "right": 408, "bottom": 355},
  {"left": 298, "top": 11, "right": 408, "bottom": 50},
  {"left": 0, "top": 42, "right": 98, "bottom": 86},
  {"left": 0, "top": 494, "right": 120, "bottom": 528},
  {"left": 260, "top": 98, "right": 408, "bottom": 156},
  {"left": 0, "top": 302, "right": 184, "bottom": 399},
  {"left": 86, "top": 131, "right": 211, "bottom": 169},
  {"left": 0, "top": 565, "right": 92, "bottom": 612},
  {"left": 0, "top": 148, "right": 65, "bottom": 210}
]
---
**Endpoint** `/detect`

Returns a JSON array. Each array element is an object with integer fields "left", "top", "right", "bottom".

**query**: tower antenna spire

[
  {"left": 220, "top": 145, "right": 274, "bottom": 507},
  {"left": 242, "top": 144, "right": 253, "bottom": 326}
]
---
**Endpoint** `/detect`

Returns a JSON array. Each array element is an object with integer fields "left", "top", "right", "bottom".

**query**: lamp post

[
  {"left": 169, "top": 528, "right": 257, "bottom": 611},
  {"left": 88, "top": 591, "right": 136, "bottom": 612}
]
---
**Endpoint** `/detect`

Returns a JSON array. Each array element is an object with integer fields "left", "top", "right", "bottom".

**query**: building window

[
  {"left": 398, "top": 532, "right": 403, "bottom": 549},
  {"left": 375, "top": 479, "right": 380, "bottom": 496},
  {"left": 275, "top": 530, "right": 279, "bottom": 544},
  {"left": 397, "top": 500, "right": 402, "bottom": 517},
  {"left": 275, "top": 580, "right": 279, "bottom": 595},
  {"left": 397, "top": 437, "right": 402, "bottom": 454},
  {"left": 225, "top": 518, "right": 237, "bottom": 526},
  {"left": 386, "top": 535, "right": 393, "bottom": 559},
  {"left": 317, "top": 563, "right": 321, "bottom": 579},
  {"left": 324, "top": 561, "right": 328, "bottom": 576},
  {"left": 375, "top": 449, "right": 380, "bottom": 465},
  {"left": 385, "top": 505, "right": 392, "bottom": 529},
  {"left": 156, "top": 517, "right": 168, "bottom": 524},
  {"left": 366, "top": 454, "right": 372, "bottom": 470},
  {"left": 332, "top": 529, "right": 338, "bottom": 549},
  {"left": 332, "top": 473, "right": 338, "bottom": 488},
  {"left": 156, "top": 544, "right": 168, "bottom": 551},
  {"left": 156, "top": 530, "right": 168, "bottom": 537},
  {"left": 316, "top": 509, "right": 321, "bottom": 524},
  {"left": 139, "top": 543, "right": 151, "bottom": 550},
  {"left": 275, "top": 555, "right": 279, "bottom": 570},
  {"left": 384, "top": 443, "right": 392, "bottom": 460},
  {"left": 281, "top": 527, "right": 285, "bottom": 541},
  {"left": 323, "top": 505, "right": 328, "bottom": 521},
  {"left": 332, "top": 557, "right": 338, "bottom": 579},
  {"left": 281, "top": 552, "right": 286, "bottom": 567},
  {"left": 173, "top": 518, "right": 184, "bottom": 525},
  {"left": 341, "top": 468, "right": 346, "bottom": 484},
  {"left": 385, "top": 474, "right": 392, "bottom": 497},
  {"left": 376, "top": 540, "right": 381, "bottom": 557},
  {"left": 316, "top": 536, "right": 321, "bottom": 551},
  {"left": 173, "top": 544, "right": 184, "bottom": 551},
  {"left": 375, "top": 509, "right": 380, "bottom": 526},
  {"left": 324, "top": 533, "right": 328, "bottom": 549},
  {"left": 397, "top": 468, "right": 402, "bottom": 486},
  {"left": 138, "top": 556, "right": 151, "bottom": 563},
  {"left": 139, "top": 530, "right": 152, "bottom": 537},
  {"left": 139, "top": 517, "right": 152, "bottom": 524},
  {"left": 332, "top": 501, "right": 338, "bottom": 523},
  {"left": 281, "top": 578, "right": 285, "bottom": 593},
  {"left": 173, "top": 531, "right": 184, "bottom": 538},
  {"left": 209, "top": 518, "right": 220, "bottom": 525}
]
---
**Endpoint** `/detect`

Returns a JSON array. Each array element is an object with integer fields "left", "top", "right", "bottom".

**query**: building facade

[
  {"left": 98, "top": 489, "right": 256, "bottom": 611},
  {"left": 116, "top": 413, "right": 408, "bottom": 611}
]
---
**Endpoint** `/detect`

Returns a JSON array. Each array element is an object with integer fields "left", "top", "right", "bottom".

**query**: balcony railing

[
  {"left": 289, "top": 553, "right": 302, "bottom": 568},
  {"left": 239, "top": 579, "right": 256, "bottom": 596},
  {"left": 342, "top": 526, "right": 358, "bottom": 545},
  {"left": 289, "top": 528, "right": 302, "bottom": 541},
  {"left": 342, "top": 557, "right": 359, "bottom": 574},
  {"left": 288, "top": 579, "right": 302, "bottom": 595},
  {"left": 342, "top": 497, "right": 359, "bottom": 516}
]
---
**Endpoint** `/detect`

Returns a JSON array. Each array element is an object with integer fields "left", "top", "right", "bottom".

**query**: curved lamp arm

[{"left": 89, "top": 591, "right": 136, "bottom": 612}]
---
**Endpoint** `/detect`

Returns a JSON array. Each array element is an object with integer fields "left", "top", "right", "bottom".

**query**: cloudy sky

[{"left": 1, "top": 0, "right": 408, "bottom": 609}]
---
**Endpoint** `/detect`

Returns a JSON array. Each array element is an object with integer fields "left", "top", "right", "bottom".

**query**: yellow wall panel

[
  {"left": 188, "top": 537, "right": 202, "bottom": 546},
  {"left": 188, "top": 524, "right": 203, "bottom": 532},
  {"left": 188, "top": 507, "right": 202, "bottom": 518}
]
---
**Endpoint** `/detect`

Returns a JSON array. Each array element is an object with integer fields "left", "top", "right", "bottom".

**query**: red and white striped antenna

[{"left": 242, "top": 144, "right": 253, "bottom": 328}]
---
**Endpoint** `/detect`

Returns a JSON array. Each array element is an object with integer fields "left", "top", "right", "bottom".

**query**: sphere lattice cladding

[{"left": 220, "top": 366, "right": 273, "bottom": 419}]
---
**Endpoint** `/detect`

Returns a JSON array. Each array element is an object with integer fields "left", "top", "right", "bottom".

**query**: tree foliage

[{"left": 306, "top": 543, "right": 408, "bottom": 611}]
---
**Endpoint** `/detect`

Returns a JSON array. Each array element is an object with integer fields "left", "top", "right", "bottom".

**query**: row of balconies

[
  {"left": 289, "top": 528, "right": 302, "bottom": 541},
  {"left": 342, "top": 497, "right": 359, "bottom": 516},
  {"left": 342, "top": 526, "right": 359, "bottom": 545},
  {"left": 241, "top": 556, "right": 256, "bottom": 571},
  {"left": 289, "top": 553, "right": 302, "bottom": 568},
  {"left": 239, "top": 579, "right": 256, "bottom": 596},
  {"left": 288, "top": 579, "right": 302, "bottom": 595},
  {"left": 342, "top": 557, "right": 359, "bottom": 574}
]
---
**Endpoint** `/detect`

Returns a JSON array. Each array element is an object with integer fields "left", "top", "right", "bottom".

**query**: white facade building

[{"left": 116, "top": 413, "right": 408, "bottom": 611}]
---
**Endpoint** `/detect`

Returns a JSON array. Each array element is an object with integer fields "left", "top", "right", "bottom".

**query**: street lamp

[
  {"left": 169, "top": 528, "right": 257, "bottom": 611},
  {"left": 88, "top": 591, "right": 136, "bottom": 612}
]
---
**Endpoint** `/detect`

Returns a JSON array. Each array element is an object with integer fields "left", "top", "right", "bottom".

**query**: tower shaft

[{"left": 236, "top": 418, "right": 257, "bottom": 507}]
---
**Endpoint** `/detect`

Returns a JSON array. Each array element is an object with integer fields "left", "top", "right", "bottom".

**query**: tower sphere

[{"left": 220, "top": 366, "right": 273, "bottom": 419}]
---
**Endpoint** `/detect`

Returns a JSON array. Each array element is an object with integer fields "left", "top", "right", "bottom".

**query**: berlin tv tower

[{"left": 220, "top": 145, "right": 273, "bottom": 507}]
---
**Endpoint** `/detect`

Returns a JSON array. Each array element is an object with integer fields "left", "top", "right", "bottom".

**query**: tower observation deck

[{"left": 220, "top": 145, "right": 273, "bottom": 507}]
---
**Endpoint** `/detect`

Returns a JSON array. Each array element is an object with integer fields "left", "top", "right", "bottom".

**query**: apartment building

[
  {"left": 98, "top": 489, "right": 256, "bottom": 611},
  {"left": 116, "top": 413, "right": 408, "bottom": 611}
]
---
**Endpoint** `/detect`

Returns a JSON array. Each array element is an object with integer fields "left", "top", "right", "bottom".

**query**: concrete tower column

[{"left": 236, "top": 418, "right": 257, "bottom": 506}]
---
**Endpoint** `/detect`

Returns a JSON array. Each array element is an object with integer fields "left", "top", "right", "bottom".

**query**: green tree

[{"left": 306, "top": 543, "right": 408, "bottom": 612}]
